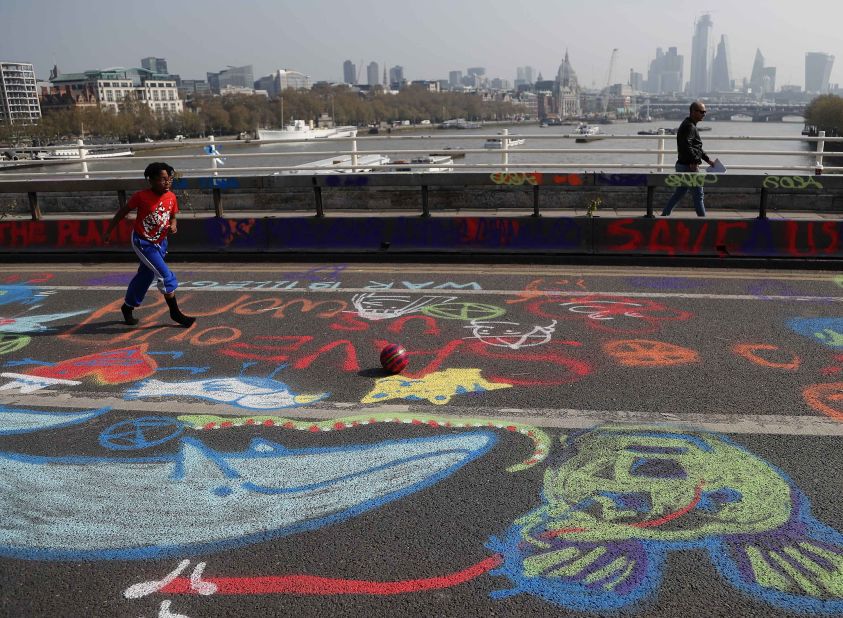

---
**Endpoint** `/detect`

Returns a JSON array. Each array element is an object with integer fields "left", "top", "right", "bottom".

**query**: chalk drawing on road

[
  {"left": 787, "top": 318, "right": 843, "bottom": 349},
  {"left": 99, "top": 417, "right": 185, "bottom": 451},
  {"left": 487, "top": 424, "right": 843, "bottom": 614},
  {"left": 361, "top": 368, "right": 512, "bottom": 405},
  {"left": 0, "top": 372, "right": 81, "bottom": 393},
  {"left": 126, "top": 363, "right": 328, "bottom": 411},
  {"left": 350, "top": 293, "right": 456, "bottom": 321},
  {"left": 602, "top": 340, "right": 700, "bottom": 367},
  {"left": 0, "top": 333, "right": 31, "bottom": 355},
  {"left": 464, "top": 319, "right": 557, "bottom": 349},
  {"left": 22, "top": 345, "right": 158, "bottom": 384},
  {"left": 0, "top": 310, "right": 89, "bottom": 333},
  {"left": 179, "top": 411, "right": 550, "bottom": 472},
  {"left": 0, "top": 405, "right": 109, "bottom": 435},
  {"left": 0, "top": 285, "right": 55, "bottom": 307},
  {"left": 421, "top": 302, "right": 506, "bottom": 321},
  {"left": 732, "top": 343, "right": 801, "bottom": 370},
  {"left": 0, "top": 432, "right": 495, "bottom": 560},
  {"left": 803, "top": 382, "right": 843, "bottom": 422}
]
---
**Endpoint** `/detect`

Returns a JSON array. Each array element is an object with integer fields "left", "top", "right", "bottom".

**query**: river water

[{"left": 2, "top": 119, "right": 818, "bottom": 179}]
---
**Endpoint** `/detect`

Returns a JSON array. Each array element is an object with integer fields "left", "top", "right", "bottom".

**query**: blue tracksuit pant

[{"left": 125, "top": 231, "right": 178, "bottom": 307}]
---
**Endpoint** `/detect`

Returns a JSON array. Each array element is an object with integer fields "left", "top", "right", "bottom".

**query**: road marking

[
  {"left": 2, "top": 394, "right": 842, "bottom": 437},
  {"left": 24, "top": 285, "right": 843, "bottom": 302}
]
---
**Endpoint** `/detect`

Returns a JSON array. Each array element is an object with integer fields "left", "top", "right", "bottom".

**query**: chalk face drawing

[
  {"left": 361, "top": 368, "right": 512, "bottom": 405},
  {"left": 0, "top": 432, "right": 495, "bottom": 560},
  {"left": 351, "top": 293, "right": 456, "bottom": 321},
  {"left": 126, "top": 376, "right": 328, "bottom": 410},
  {"left": 787, "top": 318, "right": 843, "bottom": 349},
  {"left": 465, "top": 319, "right": 557, "bottom": 349},
  {"left": 0, "top": 405, "right": 109, "bottom": 435},
  {"left": 487, "top": 425, "right": 843, "bottom": 614}
]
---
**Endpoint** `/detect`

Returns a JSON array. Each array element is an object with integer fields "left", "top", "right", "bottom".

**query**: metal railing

[{"left": 2, "top": 129, "right": 842, "bottom": 178}]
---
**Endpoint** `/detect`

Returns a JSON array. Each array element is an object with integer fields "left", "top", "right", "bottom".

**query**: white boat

[
  {"left": 483, "top": 135, "right": 526, "bottom": 149},
  {"left": 257, "top": 120, "right": 358, "bottom": 141},
  {"left": 574, "top": 124, "right": 603, "bottom": 143},
  {"left": 275, "top": 154, "right": 390, "bottom": 175},
  {"left": 390, "top": 155, "right": 454, "bottom": 173},
  {"left": 440, "top": 118, "right": 482, "bottom": 130},
  {"left": 35, "top": 146, "right": 134, "bottom": 160}
]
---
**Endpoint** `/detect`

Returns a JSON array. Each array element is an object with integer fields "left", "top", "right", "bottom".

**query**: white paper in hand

[{"left": 706, "top": 158, "right": 726, "bottom": 173}]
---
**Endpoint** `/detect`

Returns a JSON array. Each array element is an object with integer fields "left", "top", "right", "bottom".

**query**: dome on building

[{"left": 556, "top": 50, "right": 579, "bottom": 89}]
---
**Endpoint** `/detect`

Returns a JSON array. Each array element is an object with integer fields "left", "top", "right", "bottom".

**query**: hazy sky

[{"left": 3, "top": 0, "right": 842, "bottom": 89}]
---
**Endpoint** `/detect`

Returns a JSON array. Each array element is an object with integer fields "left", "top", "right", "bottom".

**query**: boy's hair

[{"left": 144, "top": 162, "right": 175, "bottom": 179}]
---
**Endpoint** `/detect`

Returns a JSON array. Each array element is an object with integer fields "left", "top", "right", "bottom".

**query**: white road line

[
  {"left": 2, "top": 393, "right": 842, "bottom": 437},
  {"left": 25, "top": 285, "right": 843, "bottom": 301}
]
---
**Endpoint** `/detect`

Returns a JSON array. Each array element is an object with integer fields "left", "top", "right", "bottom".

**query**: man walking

[{"left": 662, "top": 101, "right": 714, "bottom": 217}]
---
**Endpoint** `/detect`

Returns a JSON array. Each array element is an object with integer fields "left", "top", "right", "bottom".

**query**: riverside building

[
  {"left": 0, "top": 61, "right": 41, "bottom": 125},
  {"left": 46, "top": 67, "right": 182, "bottom": 115}
]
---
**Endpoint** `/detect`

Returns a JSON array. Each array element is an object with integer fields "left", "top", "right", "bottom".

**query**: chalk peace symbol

[
  {"left": 99, "top": 417, "right": 185, "bottom": 451},
  {"left": 421, "top": 302, "right": 506, "bottom": 321}
]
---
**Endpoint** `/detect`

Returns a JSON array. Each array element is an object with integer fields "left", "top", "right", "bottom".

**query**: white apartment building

[
  {"left": 49, "top": 67, "right": 183, "bottom": 115},
  {"left": 0, "top": 61, "right": 42, "bottom": 124}
]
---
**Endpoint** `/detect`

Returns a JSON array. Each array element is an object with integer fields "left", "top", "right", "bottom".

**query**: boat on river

[
  {"left": 484, "top": 134, "right": 526, "bottom": 149},
  {"left": 257, "top": 120, "right": 358, "bottom": 141},
  {"left": 391, "top": 155, "right": 454, "bottom": 173},
  {"left": 574, "top": 124, "right": 603, "bottom": 143},
  {"left": 33, "top": 146, "right": 134, "bottom": 160}
]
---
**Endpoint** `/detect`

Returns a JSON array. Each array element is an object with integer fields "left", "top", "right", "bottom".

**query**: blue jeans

[
  {"left": 662, "top": 162, "right": 706, "bottom": 217},
  {"left": 125, "top": 231, "right": 178, "bottom": 307}
]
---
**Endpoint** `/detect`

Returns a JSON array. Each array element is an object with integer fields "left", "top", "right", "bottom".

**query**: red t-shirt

[{"left": 127, "top": 189, "right": 179, "bottom": 244}]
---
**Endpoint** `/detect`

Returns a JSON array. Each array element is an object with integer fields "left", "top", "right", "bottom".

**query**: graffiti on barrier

[
  {"left": 664, "top": 173, "right": 718, "bottom": 188},
  {"left": 361, "top": 368, "right": 512, "bottom": 405},
  {"left": 762, "top": 176, "right": 823, "bottom": 191},
  {"left": 487, "top": 424, "right": 843, "bottom": 614},
  {"left": 552, "top": 174, "right": 584, "bottom": 186},
  {"left": 465, "top": 319, "right": 557, "bottom": 349},
  {"left": 490, "top": 172, "right": 542, "bottom": 186},
  {"left": 0, "top": 432, "right": 495, "bottom": 560},
  {"left": 126, "top": 364, "right": 328, "bottom": 410}
]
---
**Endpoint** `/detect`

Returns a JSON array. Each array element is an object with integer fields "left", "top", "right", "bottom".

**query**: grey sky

[{"left": 2, "top": 0, "right": 842, "bottom": 89}]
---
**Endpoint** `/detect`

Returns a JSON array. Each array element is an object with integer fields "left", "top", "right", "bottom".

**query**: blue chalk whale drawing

[{"left": 0, "top": 432, "right": 495, "bottom": 560}]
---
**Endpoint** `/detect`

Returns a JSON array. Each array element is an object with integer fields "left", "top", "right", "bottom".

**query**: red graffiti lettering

[
  {"left": 607, "top": 219, "right": 644, "bottom": 251},
  {"left": 221, "top": 336, "right": 313, "bottom": 362},
  {"left": 294, "top": 340, "right": 360, "bottom": 372}
]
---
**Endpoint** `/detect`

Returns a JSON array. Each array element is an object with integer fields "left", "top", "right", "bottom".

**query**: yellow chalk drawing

[{"left": 361, "top": 368, "right": 512, "bottom": 405}]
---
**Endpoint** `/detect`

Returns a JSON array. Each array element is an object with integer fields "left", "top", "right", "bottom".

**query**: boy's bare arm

[{"left": 105, "top": 203, "right": 133, "bottom": 241}]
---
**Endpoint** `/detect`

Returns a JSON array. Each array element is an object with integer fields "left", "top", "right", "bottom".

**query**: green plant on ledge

[{"left": 586, "top": 196, "right": 602, "bottom": 217}]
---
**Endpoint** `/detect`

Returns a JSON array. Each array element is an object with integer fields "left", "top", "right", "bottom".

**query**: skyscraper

[
  {"left": 367, "top": 61, "right": 379, "bottom": 87},
  {"left": 343, "top": 60, "right": 356, "bottom": 85},
  {"left": 711, "top": 35, "right": 732, "bottom": 92},
  {"left": 388, "top": 65, "right": 404, "bottom": 88},
  {"left": 141, "top": 57, "right": 168, "bottom": 74},
  {"left": 749, "top": 49, "right": 766, "bottom": 96},
  {"left": 689, "top": 14, "right": 713, "bottom": 95},
  {"left": 449, "top": 70, "right": 463, "bottom": 88},
  {"left": 646, "top": 47, "right": 683, "bottom": 94},
  {"left": 805, "top": 52, "right": 835, "bottom": 93}
]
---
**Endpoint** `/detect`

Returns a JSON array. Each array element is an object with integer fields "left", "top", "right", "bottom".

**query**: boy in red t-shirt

[{"left": 105, "top": 162, "right": 195, "bottom": 327}]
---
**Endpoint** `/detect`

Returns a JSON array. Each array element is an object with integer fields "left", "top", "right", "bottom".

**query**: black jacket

[{"left": 676, "top": 117, "right": 709, "bottom": 165}]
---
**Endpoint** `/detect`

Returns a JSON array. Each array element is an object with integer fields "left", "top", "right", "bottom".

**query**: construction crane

[
  {"left": 606, "top": 48, "right": 619, "bottom": 87},
  {"left": 602, "top": 48, "right": 619, "bottom": 114}
]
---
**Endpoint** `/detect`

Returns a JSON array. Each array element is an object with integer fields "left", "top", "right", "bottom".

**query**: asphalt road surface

[{"left": 2, "top": 261, "right": 843, "bottom": 618}]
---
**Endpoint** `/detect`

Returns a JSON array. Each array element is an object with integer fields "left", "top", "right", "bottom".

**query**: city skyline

[{"left": 3, "top": 0, "right": 843, "bottom": 91}]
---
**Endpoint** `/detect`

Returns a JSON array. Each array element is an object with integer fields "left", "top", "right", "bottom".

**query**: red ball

[{"left": 380, "top": 343, "right": 409, "bottom": 374}]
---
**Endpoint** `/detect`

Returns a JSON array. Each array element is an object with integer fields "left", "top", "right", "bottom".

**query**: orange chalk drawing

[
  {"left": 602, "top": 339, "right": 700, "bottom": 367},
  {"left": 803, "top": 382, "right": 843, "bottom": 421},
  {"left": 732, "top": 343, "right": 801, "bottom": 370}
]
